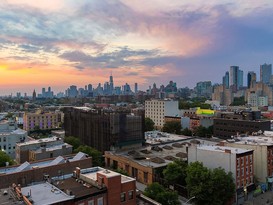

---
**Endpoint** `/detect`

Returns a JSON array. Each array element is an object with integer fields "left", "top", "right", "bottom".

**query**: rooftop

[
  {"left": 16, "top": 136, "right": 62, "bottom": 146},
  {"left": 145, "top": 131, "right": 192, "bottom": 145},
  {"left": 21, "top": 182, "right": 74, "bottom": 205},
  {"left": 33, "top": 143, "right": 72, "bottom": 153},
  {"left": 107, "top": 138, "right": 221, "bottom": 168},
  {"left": 53, "top": 177, "right": 106, "bottom": 199},
  {"left": 228, "top": 136, "right": 273, "bottom": 146},
  {"left": 196, "top": 144, "right": 252, "bottom": 154},
  {"left": 0, "top": 152, "right": 88, "bottom": 175}
]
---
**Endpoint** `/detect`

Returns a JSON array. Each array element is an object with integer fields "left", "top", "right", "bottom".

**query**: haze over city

[{"left": 0, "top": 0, "right": 273, "bottom": 95}]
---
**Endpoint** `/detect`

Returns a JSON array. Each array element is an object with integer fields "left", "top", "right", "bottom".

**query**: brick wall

[{"left": 0, "top": 157, "right": 92, "bottom": 189}]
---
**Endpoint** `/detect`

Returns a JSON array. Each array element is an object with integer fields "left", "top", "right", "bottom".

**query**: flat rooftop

[
  {"left": 196, "top": 144, "right": 252, "bottom": 154},
  {"left": 229, "top": 136, "right": 273, "bottom": 146},
  {"left": 107, "top": 138, "right": 221, "bottom": 168},
  {"left": 34, "top": 143, "right": 72, "bottom": 153},
  {"left": 16, "top": 136, "right": 61, "bottom": 146},
  {"left": 81, "top": 167, "right": 135, "bottom": 183},
  {"left": 53, "top": 177, "right": 106, "bottom": 199},
  {"left": 21, "top": 182, "right": 74, "bottom": 205},
  {"left": 145, "top": 131, "right": 192, "bottom": 145}
]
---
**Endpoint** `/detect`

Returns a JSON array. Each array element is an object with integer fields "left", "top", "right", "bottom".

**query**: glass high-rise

[{"left": 260, "top": 63, "right": 272, "bottom": 84}]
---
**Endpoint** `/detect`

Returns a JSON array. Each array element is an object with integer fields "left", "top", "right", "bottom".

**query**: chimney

[
  {"left": 75, "top": 167, "right": 81, "bottom": 178},
  {"left": 225, "top": 149, "right": 231, "bottom": 154}
]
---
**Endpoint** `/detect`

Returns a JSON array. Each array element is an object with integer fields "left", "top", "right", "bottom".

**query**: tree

[
  {"left": 0, "top": 151, "right": 14, "bottom": 167},
  {"left": 209, "top": 168, "right": 235, "bottom": 205},
  {"left": 163, "top": 159, "right": 187, "bottom": 185},
  {"left": 230, "top": 96, "right": 246, "bottom": 106},
  {"left": 64, "top": 136, "right": 81, "bottom": 150},
  {"left": 156, "top": 191, "right": 180, "bottom": 205},
  {"left": 186, "top": 162, "right": 235, "bottom": 205},
  {"left": 162, "top": 121, "right": 181, "bottom": 134},
  {"left": 181, "top": 128, "right": 192, "bottom": 136},
  {"left": 144, "top": 182, "right": 180, "bottom": 205},
  {"left": 75, "top": 145, "right": 103, "bottom": 166},
  {"left": 144, "top": 182, "right": 165, "bottom": 199},
  {"left": 145, "top": 117, "right": 155, "bottom": 132},
  {"left": 193, "top": 126, "right": 213, "bottom": 138}
]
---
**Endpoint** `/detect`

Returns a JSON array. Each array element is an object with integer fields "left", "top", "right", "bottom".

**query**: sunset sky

[{"left": 0, "top": 0, "right": 273, "bottom": 95}]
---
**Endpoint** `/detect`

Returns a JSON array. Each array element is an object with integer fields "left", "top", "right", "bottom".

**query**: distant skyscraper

[
  {"left": 238, "top": 69, "right": 243, "bottom": 88},
  {"left": 229, "top": 66, "right": 243, "bottom": 91},
  {"left": 109, "top": 73, "right": 114, "bottom": 94},
  {"left": 260, "top": 63, "right": 272, "bottom": 84},
  {"left": 42, "top": 88, "right": 46, "bottom": 97},
  {"left": 247, "top": 71, "right": 256, "bottom": 88},
  {"left": 32, "top": 90, "right": 36, "bottom": 101},
  {"left": 222, "top": 71, "right": 229, "bottom": 88},
  {"left": 134, "top": 83, "right": 138, "bottom": 94}
]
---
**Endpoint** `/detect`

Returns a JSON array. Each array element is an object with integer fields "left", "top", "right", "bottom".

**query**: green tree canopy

[
  {"left": 193, "top": 126, "right": 213, "bottom": 138},
  {"left": 186, "top": 162, "right": 235, "bottom": 205},
  {"left": 181, "top": 128, "right": 192, "bottom": 136},
  {"left": 162, "top": 121, "right": 181, "bottom": 134},
  {"left": 64, "top": 136, "right": 81, "bottom": 150},
  {"left": 145, "top": 117, "right": 155, "bottom": 132},
  {"left": 230, "top": 96, "right": 246, "bottom": 106},
  {"left": 0, "top": 151, "right": 14, "bottom": 167},
  {"left": 163, "top": 159, "right": 187, "bottom": 185},
  {"left": 144, "top": 182, "right": 180, "bottom": 205},
  {"left": 75, "top": 145, "right": 103, "bottom": 166}
]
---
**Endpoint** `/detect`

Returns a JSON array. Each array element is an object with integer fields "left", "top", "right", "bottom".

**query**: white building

[
  {"left": 224, "top": 134, "right": 273, "bottom": 184},
  {"left": 145, "top": 99, "right": 179, "bottom": 128},
  {"left": 188, "top": 144, "right": 254, "bottom": 203},
  {"left": 0, "top": 120, "right": 28, "bottom": 158}
]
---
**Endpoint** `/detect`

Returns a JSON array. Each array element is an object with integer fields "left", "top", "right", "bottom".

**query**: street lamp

[{"left": 184, "top": 196, "right": 196, "bottom": 205}]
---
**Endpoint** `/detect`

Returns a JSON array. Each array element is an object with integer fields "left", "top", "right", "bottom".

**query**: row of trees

[
  {"left": 64, "top": 136, "right": 103, "bottom": 166},
  {"left": 147, "top": 160, "right": 235, "bottom": 205},
  {"left": 179, "top": 99, "right": 211, "bottom": 110},
  {"left": 146, "top": 118, "right": 213, "bottom": 138}
]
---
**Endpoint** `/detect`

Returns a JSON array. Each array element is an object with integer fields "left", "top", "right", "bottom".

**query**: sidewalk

[{"left": 244, "top": 191, "right": 273, "bottom": 205}]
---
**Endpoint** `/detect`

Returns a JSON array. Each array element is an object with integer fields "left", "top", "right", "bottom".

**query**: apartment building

[
  {"left": 7, "top": 166, "right": 136, "bottom": 205},
  {"left": 64, "top": 107, "right": 144, "bottom": 152},
  {"left": 23, "top": 110, "right": 62, "bottom": 131},
  {"left": 16, "top": 136, "right": 72, "bottom": 163},
  {"left": 145, "top": 99, "right": 179, "bottom": 128},
  {"left": 224, "top": 133, "right": 273, "bottom": 186},
  {"left": 188, "top": 144, "right": 254, "bottom": 203},
  {"left": 0, "top": 120, "right": 27, "bottom": 158},
  {"left": 0, "top": 152, "right": 92, "bottom": 189}
]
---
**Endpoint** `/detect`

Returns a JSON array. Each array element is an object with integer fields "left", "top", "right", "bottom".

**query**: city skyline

[{"left": 1, "top": 1, "right": 273, "bottom": 95}]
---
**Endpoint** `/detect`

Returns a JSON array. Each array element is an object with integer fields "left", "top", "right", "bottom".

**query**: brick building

[
  {"left": 7, "top": 166, "right": 137, "bottom": 205},
  {"left": 64, "top": 107, "right": 144, "bottom": 152},
  {"left": 213, "top": 111, "right": 270, "bottom": 138},
  {"left": 15, "top": 136, "right": 72, "bottom": 163},
  {"left": 23, "top": 110, "right": 63, "bottom": 131},
  {"left": 188, "top": 144, "right": 255, "bottom": 204},
  {"left": 0, "top": 152, "right": 92, "bottom": 189}
]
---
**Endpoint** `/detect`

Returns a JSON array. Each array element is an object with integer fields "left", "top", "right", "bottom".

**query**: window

[
  {"left": 237, "top": 159, "right": 239, "bottom": 167},
  {"left": 241, "top": 168, "right": 244, "bottom": 176},
  {"left": 241, "top": 158, "right": 244, "bottom": 166},
  {"left": 144, "top": 172, "right": 148, "bottom": 183},
  {"left": 237, "top": 169, "right": 240, "bottom": 177},
  {"left": 120, "top": 192, "right": 126, "bottom": 202},
  {"left": 88, "top": 200, "right": 94, "bottom": 205},
  {"left": 128, "top": 190, "right": 134, "bottom": 200},
  {"left": 97, "top": 197, "right": 103, "bottom": 205},
  {"left": 250, "top": 165, "right": 252, "bottom": 173}
]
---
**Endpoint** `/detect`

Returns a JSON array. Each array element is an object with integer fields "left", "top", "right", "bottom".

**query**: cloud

[{"left": 59, "top": 47, "right": 160, "bottom": 69}]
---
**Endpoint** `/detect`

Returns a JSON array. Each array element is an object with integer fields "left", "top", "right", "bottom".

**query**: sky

[{"left": 0, "top": 0, "right": 273, "bottom": 95}]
